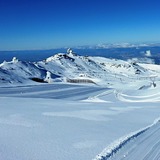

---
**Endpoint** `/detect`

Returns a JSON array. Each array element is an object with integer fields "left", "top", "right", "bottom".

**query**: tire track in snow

[{"left": 93, "top": 118, "right": 160, "bottom": 160}]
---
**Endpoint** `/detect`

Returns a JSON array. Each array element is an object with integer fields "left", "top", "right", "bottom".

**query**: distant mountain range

[
  {"left": 0, "top": 43, "right": 160, "bottom": 64},
  {"left": 74, "top": 42, "right": 160, "bottom": 49}
]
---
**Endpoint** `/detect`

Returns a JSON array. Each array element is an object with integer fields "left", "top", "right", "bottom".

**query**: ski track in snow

[
  {"left": 0, "top": 51, "right": 160, "bottom": 160},
  {"left": 116, "top": 90, "right": 160, "bottom": 102},
  {"left": 0, "top": 83, "right": 160, "bottom": 160},
  {"left": 94, "top": 118, "right": 160, "bottom": 160},
  {"left": 84, "top": 89, "right": 114, "bottom": 103},
  {"left": 0, "top": 84, "right": 160, "bottom": 160}
]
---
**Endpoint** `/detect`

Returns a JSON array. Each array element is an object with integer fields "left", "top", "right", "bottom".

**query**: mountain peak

[{"left": 0, "top": 51, "right": 160, "bottom": 86}]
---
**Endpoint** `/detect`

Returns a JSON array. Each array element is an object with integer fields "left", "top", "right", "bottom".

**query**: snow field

[
  {"left": 0, "top": 83, "right": 160, "bottom": 160},
  {"left": 0, "top": 51, "right": 160, "bottom": 160}
]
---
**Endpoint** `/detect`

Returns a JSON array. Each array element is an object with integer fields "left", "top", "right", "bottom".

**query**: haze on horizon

[{"left": 0, "top": 0, "right": 160, "bottom": 51}]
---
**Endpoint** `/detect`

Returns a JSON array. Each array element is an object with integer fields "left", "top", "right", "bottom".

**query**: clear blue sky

[{"left": 0, "top": 0, "right": 160, "bottom": 50}]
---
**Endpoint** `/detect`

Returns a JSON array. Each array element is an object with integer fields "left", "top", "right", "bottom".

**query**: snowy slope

[
  {"left": 36, "top": 50, "right": 160, "bottom": 86},
  {"left": 94, "top": 118, "right": 160, "bottom": 160},
  {"left": 0, "top": 50, "right": 160, "bottom": 160},
  {"left": 0, "top": 83, "right": 160, "bottom": 160},
  {"left": 0, "top": 58, "right": 60, "bottom": 85},
  {"left": 0, "top": 50, "right": 160, "bottom": 86}
]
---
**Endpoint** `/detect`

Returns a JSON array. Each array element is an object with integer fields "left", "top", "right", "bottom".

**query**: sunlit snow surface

[
  {"left": 0, "top": 82, "right": 160, "bottom": 160},
  {"left": 0, "top": 52, "right": 160, "bottom": 160}
]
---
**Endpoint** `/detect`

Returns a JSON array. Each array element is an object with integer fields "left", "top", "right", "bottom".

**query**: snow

[
  {"left": 138, "top": 63, "right": 160, "bottom": 73},
  {"left": 44, "top": 71, "right": 52, "bottom": 83},
  {"left": 0, "top": 50, "right": 160, "bottom": 160},
  {"left": 0, "top": 83, "right": 160, "bottom": 160},
  {"left": 94, "top": 118, "right": 160, "bottom": 160},
  {"left": 1, "top": 50, "right": 160, "bottom": 86}
]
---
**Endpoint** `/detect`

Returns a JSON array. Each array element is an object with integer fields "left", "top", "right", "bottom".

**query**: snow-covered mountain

[
  {"left": 1, "top": 50, "right": 160, "bottom": 160},
  {"left": 0, "top": 58, "right": 43, "bottom": 84},
  {"left": 0, "top": 50, "right": 160, "bottom": 86},
  {"left": 0, "top": 57, "right": 59, "bottom": 85}
]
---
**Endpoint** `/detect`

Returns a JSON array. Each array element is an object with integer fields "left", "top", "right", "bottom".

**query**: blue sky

[{"left": 0, "top": 0, "right": 160, "bottom": 50}]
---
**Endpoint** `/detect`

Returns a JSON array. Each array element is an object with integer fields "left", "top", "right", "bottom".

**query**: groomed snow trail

[
  {"left": 0, "top": 84, "right": 107, "bottom": 100},
  {"left": 94, "top": 119, "right": 160, "bottom": 160}
]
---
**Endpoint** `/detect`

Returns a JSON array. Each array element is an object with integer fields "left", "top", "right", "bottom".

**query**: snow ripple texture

[{"left": 93, "top": 118, "right": 160, "bottom": 160}]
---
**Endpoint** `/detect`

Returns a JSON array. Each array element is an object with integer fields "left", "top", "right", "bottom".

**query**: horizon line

[{"left": 0, "top": 41, "right": 160, "bottom": 52}]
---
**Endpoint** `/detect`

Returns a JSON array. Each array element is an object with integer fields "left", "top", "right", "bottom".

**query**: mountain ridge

[{"left": 0, "top": 50, "right": 159, "bottom": 86}]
